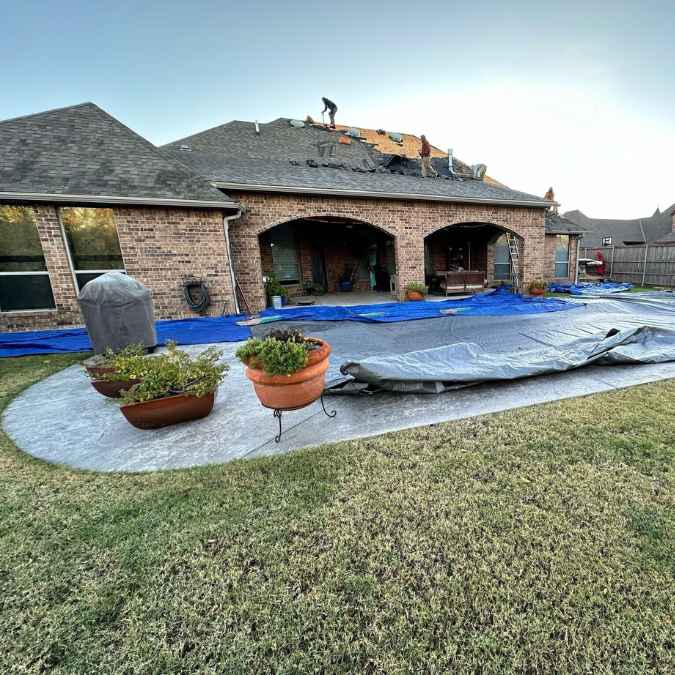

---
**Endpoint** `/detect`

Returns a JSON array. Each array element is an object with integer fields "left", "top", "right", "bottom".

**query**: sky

[{"left": 2, "top": 0, "right": 674, "bottom": 218}]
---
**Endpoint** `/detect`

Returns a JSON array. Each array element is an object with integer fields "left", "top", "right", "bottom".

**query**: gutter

[
  {"left": 223, "top": 209, "right": 243, "bottom": 314},
  {"left": 211, "top": 181, "right": 551, "bottom": 209},
  {"left": 0, "top": 191, "right": 239, "bottom": 210}
]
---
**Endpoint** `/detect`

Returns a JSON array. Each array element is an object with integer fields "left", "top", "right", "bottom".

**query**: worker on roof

[
  {"left": 419, "top": 134, "right": 438, "bottom": 178},
  {"left": 321, "top": 97, "right": 337, "bottom": 129}
]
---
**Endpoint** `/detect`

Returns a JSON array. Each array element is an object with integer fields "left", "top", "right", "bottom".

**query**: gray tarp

[{"left": 252, "top": 292, "right": 675, "bottom": 394}]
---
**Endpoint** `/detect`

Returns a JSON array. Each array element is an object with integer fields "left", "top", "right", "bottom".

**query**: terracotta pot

[
  {"left": 91, "top": 378, "right": 140, "bottom": 399},
  {"left": 244, "top": 339, "right": 331, "bottom": 411},
  {"left": 529, "top": 287, "right": 545, "bottom": 297},
  {"left": 120, "top": 391, "right": 216, "bottom": 430},
  {"left": 405, "top": 290, "right": 425, "bottom": 301}
]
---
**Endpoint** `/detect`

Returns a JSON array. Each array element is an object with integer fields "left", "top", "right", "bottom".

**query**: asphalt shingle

[{"left": 0, "top": 103, "right": 236, "bottom": 207}]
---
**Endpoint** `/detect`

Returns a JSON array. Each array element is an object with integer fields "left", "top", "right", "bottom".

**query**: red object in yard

[{"left": 595, "top": 251, "right": 606, "bottom": 277}]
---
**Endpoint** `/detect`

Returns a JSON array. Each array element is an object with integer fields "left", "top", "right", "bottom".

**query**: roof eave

[
  {"left": 211, "top": 181, "right": 550, "bottom": 209},
  {"left": 0, "top": 191, "right": 239, "bottom": 210}
]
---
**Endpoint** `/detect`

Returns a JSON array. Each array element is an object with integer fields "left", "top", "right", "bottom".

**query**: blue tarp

[
  {"left": 548, "top": 281, "right": 634, "bottom": 295},
  {"left": 1, "top": 288, "right": 579, "bottom": 358},
  {"left": 260, "top": 287, "right": 579, "bottom": 323},
  {"left": 0, "top": 315, "right": 251, "bottom": 358}
]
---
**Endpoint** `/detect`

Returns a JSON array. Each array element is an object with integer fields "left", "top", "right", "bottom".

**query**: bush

[
  {"left": 120, "top": 343, "right": 228, "bottom": 405},
  {"left": 528, "top": 278, "right": 546, "bottom": 291},
  {"left": 236, "top": 331, "right": 314, "bottom": 376},
  {"left": 405, "top": 281, "right": 427, "bottom": 294}
]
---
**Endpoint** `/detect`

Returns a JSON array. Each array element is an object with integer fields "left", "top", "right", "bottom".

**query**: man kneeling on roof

[{"left": 419, "top": 134, "right": 439, "bottom": 177}]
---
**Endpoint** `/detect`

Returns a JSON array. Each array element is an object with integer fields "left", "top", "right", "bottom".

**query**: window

[
  {"left": 269, "top": 223, "right": 299, "bottom": 283},
  {"left": 494, "top": 234, "right": 511, "bottom": 280},
  {"left": 555, "top": 235, "right": 570, "bottom": 277},
  {"left": 60, "top": 207, "right": 125, "bottom": 291},
  {"left": 0, "top": 206, "right": 56, "bottom": 312},
  {"left": 602, "top": 236, "right": 612, "bottom": 246}
]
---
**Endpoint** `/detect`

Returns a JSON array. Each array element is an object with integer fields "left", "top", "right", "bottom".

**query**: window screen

[
  {"left": 0, "top": 205, "right": 55, "bottom": 312},
  {"left": 269, "top": 223, "right": 299, "bottom": 283},
  {"left": 60, "top": 207, "right": 125, "bottom": 290},
  {"left": 555, "top": 235, "right": 570, "bottom": 277},
  {"left": 494, "top": 234, "right": 511, "bottom": 280}
]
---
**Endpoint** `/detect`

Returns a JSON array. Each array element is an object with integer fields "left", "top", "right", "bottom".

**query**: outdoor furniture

[{"left": 437, "top": 270, "right": 487, "bottom": 295}]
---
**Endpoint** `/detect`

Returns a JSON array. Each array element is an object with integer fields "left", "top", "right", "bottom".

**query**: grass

[{"left": 1, "top": 356, "right": 674, "bottom": 673}]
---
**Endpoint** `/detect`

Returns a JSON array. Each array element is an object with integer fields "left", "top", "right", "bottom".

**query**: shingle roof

[
  {"left": 564, "top": 205, "right": 675, "bottom": 246},
  {"left": 162, "top": 118, "right": 549, "bottom": 208},
  {"left": 544, "top": 213, "right": 585, "bottom": 235},
  {"left": 0, "top": 103, "right": 237, "bottom": 209}
]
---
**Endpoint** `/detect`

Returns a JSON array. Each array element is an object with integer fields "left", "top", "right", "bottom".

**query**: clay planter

[
  {"left": 405, "top": 290, "right": 425, "bottom": 301},
  {"left": 245, "top": 339, "right": 331, "bottom": 411},
  {"left": 529, "top": 287, "right": 545, "bottom": 297},
  {"left": 120, "top": 391, "right": 216, "bottom": 430},
  {"left": 91, "top": 378, "right": 140, "bottom": 399},
  {"left": 85, "top": 364, "right": 115, "bottom": 379}
]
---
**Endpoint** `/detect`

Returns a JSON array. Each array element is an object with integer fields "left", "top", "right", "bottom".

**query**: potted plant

[
  {"left": 83, "top": 343, "right": 148, "bottom": 398},
  {"left": 405, "top": 281, "right": 427, "bottom": 301},
  {"left": 236, "top": 329, "right": 331, "bottom": 410},
  {"left": 528, "top": 279, "right": 546, "bottom": 297},
  {"left": 118, "top": 343, "right": 228, "bottom": 429},
  {"left": 265, "top": 274, "right": 288, "bottom": 309}
]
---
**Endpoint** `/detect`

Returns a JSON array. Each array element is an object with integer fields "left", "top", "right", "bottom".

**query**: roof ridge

[{"left": 0, "top": 101, "right": 95, "bottom": 126}]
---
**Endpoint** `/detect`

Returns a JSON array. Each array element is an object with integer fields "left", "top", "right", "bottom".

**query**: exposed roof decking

[{"left": 0, "top": 103, "right": 237, "bottom": 208}]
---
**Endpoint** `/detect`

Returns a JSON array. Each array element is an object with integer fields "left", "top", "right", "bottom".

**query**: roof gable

[{"left": 0, "top": 103, "right": 235, "bottom": 208}]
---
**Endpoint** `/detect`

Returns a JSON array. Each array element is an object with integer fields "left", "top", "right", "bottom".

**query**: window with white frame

[
  {"left": 555, "top": 234, "right": 570, "bottom": 277},
  {"left": 60, "top": 207, "right": 125, "bottom": 290},
  {"left": 0, "top": 205, "right": 56, "bottom": 312},
  {"left": 602, "top": 236, "right": 612, "bottom": 246}
]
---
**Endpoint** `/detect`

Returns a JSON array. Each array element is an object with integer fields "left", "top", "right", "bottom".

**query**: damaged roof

[
  {"left": 162, "top": 118, "right": 549, "bottom": 208},
  {"left": 564, "top": 205, "right": 675, "bottom": 246},
  {"left": 0, "top": 103, "right": 237, "bottom": 209}
]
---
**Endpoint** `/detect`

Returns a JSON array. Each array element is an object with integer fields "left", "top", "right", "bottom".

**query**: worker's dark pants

[{"left": 329, "top": 109, "right": 336, "bottom": 127}]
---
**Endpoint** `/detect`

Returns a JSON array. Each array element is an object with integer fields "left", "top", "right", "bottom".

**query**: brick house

[{"left": 1, "top": 104, "right": 581, "bottom": 330}]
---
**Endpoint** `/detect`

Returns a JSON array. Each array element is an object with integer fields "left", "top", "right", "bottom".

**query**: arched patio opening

[
  {"left": 258, "top": 216, "right": 397, "bottom": 305},
  {"left": 424, "top": 222, "right": 523, "bottom": 295}
]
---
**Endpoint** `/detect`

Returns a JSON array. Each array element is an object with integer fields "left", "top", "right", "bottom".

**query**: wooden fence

[{"left": 581, "top": 245, "right": 675, "bottom": 288}]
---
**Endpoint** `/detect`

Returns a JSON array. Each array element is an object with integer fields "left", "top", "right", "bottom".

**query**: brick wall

[
  {"left": 543, "top": 233, "right": 579, "bottom": 283},
  {"left": 1, "top": 204, "right": 236, "bottom": 332},
  {"left": 228, "top": 191, "right": 546, "bottom": 311}
]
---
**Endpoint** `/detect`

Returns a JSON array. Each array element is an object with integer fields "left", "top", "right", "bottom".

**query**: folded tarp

[
  {"left": 340, "top": 324, "right": 675, "bottom": 393},
  {"left": 261, "top": 287, "right": 577, "bottom": 323},
  {"left": 0, "top": 315, "right": 251, "bottom": 358},
  {"left": 549, "top": 281, "right": 633, "bottom": 295}
]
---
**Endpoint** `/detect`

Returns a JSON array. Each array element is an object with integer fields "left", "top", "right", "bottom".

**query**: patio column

[{"left": 395, "top": 226, "right": 425, "bottom": 300}]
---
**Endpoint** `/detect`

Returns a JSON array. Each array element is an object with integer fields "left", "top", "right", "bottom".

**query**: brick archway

[{"left": 228, "top": 191, "right": 546, "bottom": 311}]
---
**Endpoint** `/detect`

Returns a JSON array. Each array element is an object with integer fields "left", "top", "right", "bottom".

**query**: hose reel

[{"left": 183, "top": 278, "right": 210, "bottom": 314}]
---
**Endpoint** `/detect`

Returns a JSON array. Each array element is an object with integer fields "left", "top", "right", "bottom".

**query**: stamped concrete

[{"left": 4, "top": 340, "right": 675, "bottom": 472}]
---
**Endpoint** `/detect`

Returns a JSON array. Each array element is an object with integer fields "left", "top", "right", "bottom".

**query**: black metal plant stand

[{"left": 273, "top": 394, "right": 337, "bottom": 443}]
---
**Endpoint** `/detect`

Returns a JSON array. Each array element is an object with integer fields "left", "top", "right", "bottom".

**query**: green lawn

[{"left": 1, "top": 356, "right": 674, "bottom": 673}]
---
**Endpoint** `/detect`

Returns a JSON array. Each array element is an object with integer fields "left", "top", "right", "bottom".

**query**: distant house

[
  {"left": 1, "top": 103, "right": 581, "bottom": 331},
  {"left": 565, "top": 205, "right": 675, "bottom": 247}
]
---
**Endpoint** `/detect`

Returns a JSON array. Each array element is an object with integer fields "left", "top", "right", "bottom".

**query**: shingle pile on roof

[
  {"left": 162, "top": 118, "right": 548, "bottom": 207},
  {"left": 0, "top": 103, "right": 235, "bottom": 207},
  {"left": 564, "top": 205, "right": 675, "bottom": 246}
]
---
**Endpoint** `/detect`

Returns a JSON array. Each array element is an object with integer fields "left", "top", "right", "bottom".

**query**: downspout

[{"left": 223, "top": 209, "right": 243, "bottom": 314}]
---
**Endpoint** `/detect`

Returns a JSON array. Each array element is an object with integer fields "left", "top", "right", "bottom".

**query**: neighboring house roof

[
  {"left": 564, "top": 205, "right": 675, "bottom": 246},
  {"left": 544, "top": 213, "right": 585, "bottom": 235},
  {"left": 162, "top": 118, "right": 549, "bottom": 208},
  {"left": 0, "top": 102, "right": 237, "bottom": 209}
]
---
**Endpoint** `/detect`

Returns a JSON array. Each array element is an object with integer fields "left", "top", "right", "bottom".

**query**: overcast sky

[{"left": 2, "top": 0, "right": 674, "bottom": 217}]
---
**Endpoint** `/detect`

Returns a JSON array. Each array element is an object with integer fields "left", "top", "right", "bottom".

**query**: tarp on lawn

[
  {"left": 0, "top": 315, "right": 251, "bottom": 358},
  {"left": 548, "top": 281, "right": 633, "bottom": 295}
]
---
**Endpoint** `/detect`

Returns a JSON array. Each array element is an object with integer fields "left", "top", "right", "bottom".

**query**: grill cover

[{"left": 78, "top": 272, "right": 156, "bottom": 353}]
